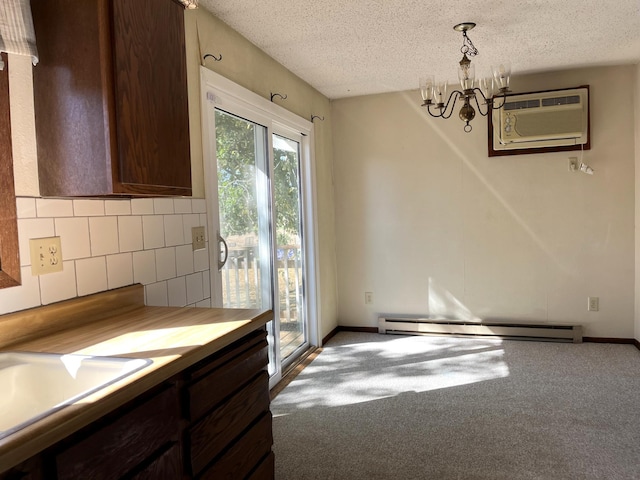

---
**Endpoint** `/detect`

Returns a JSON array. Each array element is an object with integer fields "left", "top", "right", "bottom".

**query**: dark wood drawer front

[
  {"left": 56, "top": 385, "right": 179, "bottom": 480},
  {"left": 188, "top": 339, "right": 268, "bottom": 420},
  {"left": 247, "top": 451, "right": 275, "bottom": 480},
  {"left": 189, "top": 371, "right": 270, "bottom": 475},
  {"left": 187, "top": 329, "right": 267, "bottom": 382},
  {"left": 130, "top": 443, "right": 182, "bottom": 480},
  {"left": 198, "top": 412, "right": 273, "bottom": 480}
]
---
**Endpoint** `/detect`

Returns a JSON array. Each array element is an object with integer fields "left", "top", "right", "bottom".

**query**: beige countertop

[{"left": 0, "top": 285, "right": 272, "bottom": 473}]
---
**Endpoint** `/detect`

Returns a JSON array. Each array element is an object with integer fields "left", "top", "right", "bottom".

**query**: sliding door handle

[{"left": 217, "top": 234, "right": 228, "bottom": 270}]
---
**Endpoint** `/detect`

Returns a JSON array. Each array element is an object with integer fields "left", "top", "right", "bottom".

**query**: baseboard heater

[{"left": 378, "top": 317, "right": 582, "bottom": 343}]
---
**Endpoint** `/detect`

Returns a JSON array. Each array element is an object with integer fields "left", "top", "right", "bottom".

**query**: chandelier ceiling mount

[{"left": 420, "top": 23, "right": 511, "bottom": 133}]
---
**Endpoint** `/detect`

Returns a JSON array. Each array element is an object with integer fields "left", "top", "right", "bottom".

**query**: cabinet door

[
  {"left": 55, "top": 385, "right": 180, "bottom": 480},
  {"left": 112, "top": 0, "right": 191, "bottom": 195}
]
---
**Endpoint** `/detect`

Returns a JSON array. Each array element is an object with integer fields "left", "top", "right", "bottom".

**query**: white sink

[{"left": 0, "top": 351, "right": 151, "bottom": 439}]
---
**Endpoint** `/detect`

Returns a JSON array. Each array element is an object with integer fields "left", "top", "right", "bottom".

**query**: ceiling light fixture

[{"left": 420, "top": 23, "right": 511, "bottom": 133}]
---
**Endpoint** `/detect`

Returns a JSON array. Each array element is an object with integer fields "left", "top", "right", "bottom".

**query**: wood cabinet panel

[
  {"left": 187, "top": 332, "right": 268, "bottom": 421},
  {"left": 199, "top": 412, "right": 273, "bottom": 480},
  {"left": 112, "top": 0, "right": 190, "bottom": 194},
  {"left": 31, "top": 0, "right": 191, "bottom": 197},
  {"left": 129, "top": 443, "right": 182, "bottom": 480},
  {"left": 247, "top": 451, "right": 275, "bottom": 480},
  {"left": 189, "top": 371, "right": 270, "bottom": 475},
  {"left": 0, "top": 53, "right": 21, "bottom": 289},
  {"left": 55, "top": 385, "right": 180, "bottom": 480}
]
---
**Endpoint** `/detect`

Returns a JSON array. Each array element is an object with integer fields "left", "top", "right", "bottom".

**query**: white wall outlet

[
  {"left": 569, "top": 157, "right": 578, "bottom": 172},
  {"left": 365, "top": 292, "right": 373, "bottom": 305},
  {"left": 588, "top": 296, "right": 599, "bottom": 312},
  {"left": 192, "top": 226, "right": 206, "bottom": 251},
  {"left": 30, "top": 236, "right": 63, "bottom": 275}
]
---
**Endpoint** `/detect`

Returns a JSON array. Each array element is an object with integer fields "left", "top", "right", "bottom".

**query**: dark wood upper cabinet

[
  {"left": 0, "top": 53, "right": 21, "bottom": 289},
  {"left": 31, "top": 0, "right": 191, "bottom": 197}
]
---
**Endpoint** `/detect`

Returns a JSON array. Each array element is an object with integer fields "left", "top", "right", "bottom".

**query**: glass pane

[
  {"left": 215, "top": 110, "right": 272, "bottom": 309},
  {"left": 273, "top": 134, "right": 306, "bottom": 361}
]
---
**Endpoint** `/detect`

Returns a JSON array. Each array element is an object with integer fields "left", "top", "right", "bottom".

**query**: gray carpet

[{"left": 272, "top": 332, "right": 640, "bottom": 480}]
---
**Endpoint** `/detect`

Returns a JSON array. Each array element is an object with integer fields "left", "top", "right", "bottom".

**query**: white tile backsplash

[
  {"left": 192, "top": 199, "right": 207, "bottom": 213},
  {"left": 182, "top": 214, "right": 200, "bottom": 244},
  {"left": 164, "top": 215, "right": 185, "bottom": 247},
  {"left": 55, "top": 217, "right": 91, "bottom": 260},
  {"left": 186, "top": 272, "right": 204, "bottom": 304},
  {"left": 18, "top": 218, "right": 55, "bottom": 266},
  {"left": 194, "top": 245, "right": 210, "bottom": 272},
  {"left": 131, "top": 198, "right": 154, "bottom": 215},
  {"left": 133, "top": 250, "right": 157, "bottom": 285},
  {"left": 105, "top": 200, "right": 131, "bottom": 216},
  {"left": 155, "top": 247, "right": 177, "bottom": 281},
  {"left": 36, "top": 198, "right": 73, "bottom": 217},
  {"left": 154, "top": 198, "right": 175, "bottom": 214},
  {"left": 39, "top": 260, "right": 77, "bottom": 305},
  {"left": 6, "top": 196, "right": 211, "bottom": 315},
  {"left": 16, "top": 197, "right": 36, "bottom": 218},
  {"left": 168, "top": 277, "right": 187, "bottom": 307},
  {"left": 74, "top": 199, "right": 105, "bottom": 216},
  {"left": 174, "top": 198, "right": 192, "bottom": 214},
  {"left": 142, "top": 215, "right": 165, "bottom": 249},
  {"left": 145, "top": 281, "right": 168, "bottom": 307},
  {"left": 106, "top": 253, "right": 134, "bottom": 289},
  {"left": 175, "top": 244, "right": 194, "bottom": 276},
  {"left": 118, "top": 216, "right": 144, "bottom": 252},
  {"left": 89, "top": 216, "right": 119, "bottom": 256},
  {"left": 76, "top": 256, "right": 108, "bottom": 296}
]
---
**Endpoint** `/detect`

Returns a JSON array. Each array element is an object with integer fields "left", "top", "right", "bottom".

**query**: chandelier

[{"left": 420, "top": 23, "right": 511, "bottom": 132}]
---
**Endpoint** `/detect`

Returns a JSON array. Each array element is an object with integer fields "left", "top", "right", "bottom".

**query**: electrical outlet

[
  {"left": 365, "top": 292, "right": 373, "bottom": 305},
  {"left": 588, "top": 296, "right": 599, "bottom": 312},
  {"left": 30, "top": 237, "right": 63, "bottom": 275},
  {"left": 569, "top": 157, "right": 578, "bottom": 172},
  {"left": 192, "top": 226, "right": 206, "bottom": 251}
]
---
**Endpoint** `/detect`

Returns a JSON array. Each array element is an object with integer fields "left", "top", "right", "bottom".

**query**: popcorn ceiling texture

[{"left": 199, "top": 0, "right": 640, "bottom": 99}]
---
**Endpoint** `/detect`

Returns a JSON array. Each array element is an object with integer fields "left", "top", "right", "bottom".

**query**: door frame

[{"left": 199, "top": 67, "right": 321, "bottom": 385}]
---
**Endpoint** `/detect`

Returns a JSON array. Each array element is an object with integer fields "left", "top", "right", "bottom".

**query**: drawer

[
  {"left": 198, "top": 412, "right": 273, "bottom": 480},
  {"left": 247, "top": 451, "right": 275, "bottom": 480},
  {"left": 189, "top": 371, "right": 270, "bottom": 475},
  {"left": 130, "top": 443, "right": 182, "bottom": 480},
  {"left": 187, "top": 336, "right": 268, "bottom": 420},
  {"left": 55, "top": 385, "right": 179, "bottom": 480}
]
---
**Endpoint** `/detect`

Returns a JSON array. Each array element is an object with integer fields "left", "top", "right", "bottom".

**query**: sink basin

[{"left": 0, "top": 352, "right": 151, "bottom": 439}]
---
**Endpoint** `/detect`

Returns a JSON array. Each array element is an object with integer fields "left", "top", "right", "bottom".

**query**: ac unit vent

[
  {"left": 541, "top": 95, "right": 580, "bottom": 107},
  {"left": 490, "top": 86, "right": 589, "bottom": 153}
]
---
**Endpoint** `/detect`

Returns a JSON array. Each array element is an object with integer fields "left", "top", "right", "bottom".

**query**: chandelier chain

[{"left": 460, "top": 31, "right": 478, "bottom": 58}]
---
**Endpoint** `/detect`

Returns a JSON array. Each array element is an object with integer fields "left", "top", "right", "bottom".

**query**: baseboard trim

[
  {"left": 634, "top": 339, "right": 640, "bottom": 351},
  {"left": 322, "top": 326, "right": 379, "bottom": 345},
  {"left": 583, "top": 337, "right": 636, "bottom": 345},
  {"left": 322, "top": 326, "right": 340, "bottom": 345}
]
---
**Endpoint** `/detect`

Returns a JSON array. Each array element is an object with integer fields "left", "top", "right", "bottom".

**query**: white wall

[{"left": 332, "top": 65, "right": 636, "bottom": 338}]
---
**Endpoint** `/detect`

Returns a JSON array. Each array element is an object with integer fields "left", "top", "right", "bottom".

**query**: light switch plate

[
  {"left": 192, "top": 226, "right": 206, "bottom": 251},
  {"left": 30, "top": 236, "right": 63, "bottom": 275}
]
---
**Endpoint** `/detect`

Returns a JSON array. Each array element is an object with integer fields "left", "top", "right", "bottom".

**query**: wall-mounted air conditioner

[{"left": 488, "top": 86, "right": 590, "bottom": 157}]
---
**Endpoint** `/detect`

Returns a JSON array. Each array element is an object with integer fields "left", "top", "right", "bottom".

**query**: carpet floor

[{"left": 272, "top": 332, "right": 640, "bottom": 480}]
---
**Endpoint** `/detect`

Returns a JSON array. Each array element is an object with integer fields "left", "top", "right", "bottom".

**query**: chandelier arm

[
  {"left": 439, "top": 90, "right": 463, "bottom": 119},
  {"left": 425, "top": 103, "right": 445, "bottom": 118},
  {"left": 471, "top": 88, "right": 490, "bottom": 117},
  {"left": 491, "top": 91, "right": 508, "bottom": 110}
]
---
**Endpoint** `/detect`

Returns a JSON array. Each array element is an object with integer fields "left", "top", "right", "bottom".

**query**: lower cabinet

[{"left": 0, "top": 327, "right": 274, "bottom": 480}]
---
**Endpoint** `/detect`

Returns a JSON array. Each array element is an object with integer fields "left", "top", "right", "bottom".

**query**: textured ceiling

[{"left": 198, "top": 0, "right": 640, "bottom": 100}]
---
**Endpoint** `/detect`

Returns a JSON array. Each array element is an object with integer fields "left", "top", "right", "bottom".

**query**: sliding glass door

[{"left": 206, "top": 99, "right": 313, "bottom": 385}]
